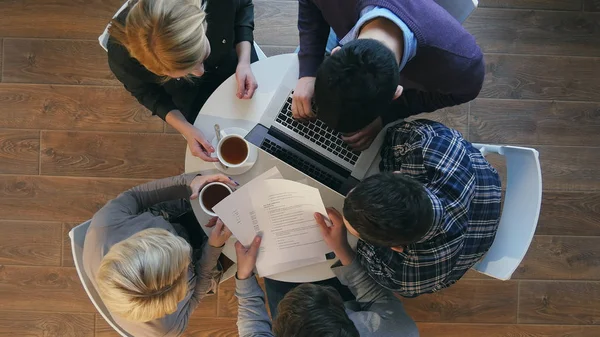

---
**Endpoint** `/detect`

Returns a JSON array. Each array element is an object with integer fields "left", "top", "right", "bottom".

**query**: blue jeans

[{"left": 294, "top": 28, "right": 339, "bottom": 54}]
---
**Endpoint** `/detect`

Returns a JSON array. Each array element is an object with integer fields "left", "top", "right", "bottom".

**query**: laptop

[{"left": 245, "top": 67, "right": 387, "bottom": 196}]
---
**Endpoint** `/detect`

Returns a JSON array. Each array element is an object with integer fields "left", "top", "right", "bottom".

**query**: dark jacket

[
  {"left": 108, "top": 0, "right": 255, "bottom": 122},
  {"left": 298, "top": 0, "right": 484, "bottom": 125}
]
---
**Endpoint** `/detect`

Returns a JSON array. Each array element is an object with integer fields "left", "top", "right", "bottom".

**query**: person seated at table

[
  {"left": 335, "top": 119, "right": 502, "bottom": 297},
  {"left": 292, "top": 0, "right": 484, "bottom": 151},
  {"left": 107, "top": 0, "right": 258, "bottom": 161},
  {"left": 82, "top": 173, "right": 236, "bottom": 337},
  {"left": 232, "top": 208, "right": 419, "bottom": 337}
]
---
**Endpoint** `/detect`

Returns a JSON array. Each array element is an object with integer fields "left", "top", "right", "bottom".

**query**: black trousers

[{"left": 264, "top": 277, "right": 356, "bottom": 319}]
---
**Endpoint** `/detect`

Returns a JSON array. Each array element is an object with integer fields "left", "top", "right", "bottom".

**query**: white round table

[{"left": 184, "top": 54, "right": 359, "bottom": 282}]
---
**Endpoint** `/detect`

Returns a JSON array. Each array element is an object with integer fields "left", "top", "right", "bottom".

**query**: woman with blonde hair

[
  {"left": 83, "top": 173, "right": 236, "bottom": 336},
  {"left": 108, "top": 0, "right": 258, "bottom": 161}
]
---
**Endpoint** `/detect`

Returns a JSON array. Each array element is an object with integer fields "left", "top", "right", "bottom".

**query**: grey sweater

[
  {"left": 83, "top": 173, "right": 222, "bottom": 337},
  {"left": 235, "top": 259, "right": 420, "bottom": 337}
]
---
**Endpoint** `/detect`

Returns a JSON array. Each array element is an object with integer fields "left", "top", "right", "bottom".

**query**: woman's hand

[
  {"left": 184, "top": 127, "right": 219, "bottom": 162},
  {"left": 235, "top": 235, "right": 262, "bottom": 280},
  {"left": 235, "top": 64, "right": 258, "bottom": 99},
  {"left": 206, "top": 217, "right": 233, "bottom": 248},
  {"left": 189, "top": 174, "right": 238, "bottom": 200}
]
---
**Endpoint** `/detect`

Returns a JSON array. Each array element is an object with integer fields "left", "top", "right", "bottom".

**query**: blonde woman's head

[
  {"left": 96, "top": 228, "right": 192, "bottom": 322},
  {"left": 109, "top": 0, "right": 210, "bottom": 78}
]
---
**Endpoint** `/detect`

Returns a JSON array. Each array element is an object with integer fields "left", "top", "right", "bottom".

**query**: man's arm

[
  {"left": 235, "top": 276, "right": 274, "bottom": 337},
  {"left": 297, "top": 0, "right": 330, "bottom": 78},
  {"left": 332, "top": 258, "right": 397, "bottom": 305}
]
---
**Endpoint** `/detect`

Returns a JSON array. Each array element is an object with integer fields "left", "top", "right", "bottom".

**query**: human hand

[
  {"left": 235, "top": 235, "right": 262, "bottom": 280},
  {"left": 184, "top": 127, "right": 219, "bottom": 162},
  {"left": 341, "top": 117, "right": 383, "bottom": 151},
  {"left": 206, "top": 217, "right": 233, "bottom": 248},
  {"left": 235, "top": 64, "right": 258, "bottom": 99},
  {"left": 189, "top": 174, "right": 238, "bottom": 200},
  {"left": 315, "top": 208, "right": 352, "bottom": 253},
  {"left": 292, "top": 77, "right": 316, "bottom": 121}
]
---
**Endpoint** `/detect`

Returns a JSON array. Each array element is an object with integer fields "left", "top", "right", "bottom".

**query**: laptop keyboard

[
  {"left": 275, "top": 94, "right": 360, "bottom": 166},
  {"left": 260, "top": 139, "right": 344, "bottom": 191}
]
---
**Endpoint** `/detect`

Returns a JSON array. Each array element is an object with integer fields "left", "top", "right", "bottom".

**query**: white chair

[
  {"left": 69, "top": 221, "right": 133, "bottom": 337},
  {"left": 98, "top": 0, "right": 268, "bottom": 60},
  {"left": 471, "top": 144, "right": 542, "bottom": 280}
]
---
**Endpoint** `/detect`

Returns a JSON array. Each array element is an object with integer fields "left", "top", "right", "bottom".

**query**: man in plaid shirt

[{"left": 340, "top": 119, "right": 502, "bottom": 297}]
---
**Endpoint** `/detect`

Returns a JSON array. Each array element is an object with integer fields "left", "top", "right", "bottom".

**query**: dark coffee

[
  {"left": 201, "top": 184, "right": 231, "bottom": 212},
  {"left": 220, "top": 136, "right": 248, "bottom": 165}
]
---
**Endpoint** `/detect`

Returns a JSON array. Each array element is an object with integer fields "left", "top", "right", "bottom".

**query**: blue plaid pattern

[{"left": 356, "top": 120, "right": 502, "bottom": 297}]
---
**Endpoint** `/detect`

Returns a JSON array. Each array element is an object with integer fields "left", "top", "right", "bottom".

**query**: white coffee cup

[
  {"left": 216, "top": 130, "right": 250, "bottom": 168},
  {"left": 199, "top": 182, "right": 233, "bottom": 216}
]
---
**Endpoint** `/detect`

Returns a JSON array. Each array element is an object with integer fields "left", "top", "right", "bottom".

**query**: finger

[
  {"left": 326, "top": 207, "right": 344, "bottom": 226},
  {"left": 341, "top": 132, "right": 364, "bottom": 145},
  {"left": 196, "top": 151, "right": 219, "bottom": 162},
  {"left": 222, "top": 226, "right": 232, "bottom": 239},
  {"left": 234, "top": 241, "right": 246, "bottom": 255},
  {"left": 245, "top": 80, "right": 257, "bottom": 99},
  {"left": 206, "top": 174, "right": 239, "bottom": 187},
  {"left": 198, "top": 137, "right": 215, "bottom": 153},
  {"left": 313, "top": 212, "right": 328, "bottom": 228},
  {"left": 211, "top": 219, "right": 224, "bottom": 235},
  {"left": 291, "top": 96, "right": 300, "bottom": 119},
  {"left": 236, "top": 75, "right": 245, "bottom": 99},
  {"left": 247, "top": 235, "right": 262, "bottom": 257},
  {"left": 205, "top": 217, "right": 218, "bottom": 228}
]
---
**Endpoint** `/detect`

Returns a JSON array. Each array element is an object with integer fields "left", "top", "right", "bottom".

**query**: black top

[{"left": 107, "top": 0, "right": 255, "bottom": 121}]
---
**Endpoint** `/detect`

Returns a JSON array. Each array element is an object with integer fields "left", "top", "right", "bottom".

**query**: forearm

[
  {"left": 235, "top": 276, "right": 274, "bottom": 337},
  {"left": 333, "top": 257, "right": 396, "bottom": 305},
  {"left": 119, "top": 173, "right": 197, "bottom": 214},
  {"left": 190, "top": 244, "right": 223, "bottom": 309},
  {"left": 236, "top": 41, "right": 252, "bottom": 66},
  {"left": 165, "top": 109, "right": 195, "bottom": 137}
]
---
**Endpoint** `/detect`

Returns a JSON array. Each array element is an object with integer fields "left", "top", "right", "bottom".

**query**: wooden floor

[{"left": 0, "top": 0, "right": 599, "bottom": 336}]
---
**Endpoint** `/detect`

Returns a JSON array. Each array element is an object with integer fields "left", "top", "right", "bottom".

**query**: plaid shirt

[{"left": 356, "top": 120, "right": 502, "bottom": 297}]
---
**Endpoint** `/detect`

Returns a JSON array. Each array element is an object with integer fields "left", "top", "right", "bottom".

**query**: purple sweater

[{"left": 298, "top": 0, "right": 485, "bottom": 124}]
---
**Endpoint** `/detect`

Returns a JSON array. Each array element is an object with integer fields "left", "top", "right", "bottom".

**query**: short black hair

[
  {"left": 343, "top": 172, "right": 434, "bottom": 247},
  {"left": 314, "top": 38, "right": 400, "bottom": 133},
  {"left": 273, "top": 284, "right": 360, "bottom": 337}
]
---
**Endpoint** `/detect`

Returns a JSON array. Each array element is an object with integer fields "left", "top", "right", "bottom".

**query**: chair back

[
  {"left": 98, "top": 0, "right": 268, "bottom": 60},
  {"left": 69, "top": 221, "right": 133, "bottom": 337},
  {"left": 471, "top": 144, "right": 542, "bottom": 280},
  {"left": 435, "top": 0, "right": 479, "bottom": 23}
]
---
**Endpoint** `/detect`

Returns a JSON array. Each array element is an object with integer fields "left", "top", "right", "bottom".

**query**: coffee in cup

[
  {"left": 199, "top": 182, "right": 233, "bottom": 216},
  {"left": 217, "top": 133, "right": 249, "bottom": 167}
]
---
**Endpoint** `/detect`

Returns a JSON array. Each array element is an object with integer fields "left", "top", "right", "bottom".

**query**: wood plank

[
  {"left": 40, "top": 131, "right": 185, "bottom": 178},
  {"left": 485, "top": 146, "right": 600, "bottom": 191},
  {"left": 0, "top": 220, "right": 62, "bottom": 266},
  {"left": 481, "top": 54, "right": 600, "bottom": 102},
  {"left": 402, "top": 280, "right": 518, "bottom": 323},
  {"left": 0, "top": 129, "right": 39, "bottom": 175},
  {"left": 585, "top": 0, "right": 600, "bottom": 11},
  {"left": 217, "top": 277, "right": 238, "bottom": 318},
  {"left": 519, "top": 281, "right": 600, "bottom": 324},
  {"left": 2, "top": 39, "right": 117, "bottom": 85},
  {"left": 536, "top": 191, "right": 600, "bottom": 236},
  {"left": 466, "top": 9, "right": 600, "bottom": 57},
  {"left": 514, "top": 236, "right": 600, "bottom": 280},
  {"left": 0, "top": 265, "right": 95, "bottom": 312},
  {"left": 261, "top": 45, "right": 297, "bottom": 57},
  {"left": 96, "top": 315, "right": 238, "bottom": 337},
  {"left": 469, "top": 99, "right": 600, "bottom": 146},
  {"left": 0, "top": 311, "right": 94, "bottom": 337},
  {"left": 62, "top": 223, "right": 77, "bottom": 267},
  {"left": 0, "top": 0, "right": 124, "bottom": 39},
  {"left": 407, "top": 103, "right": 468, "bottom": 137},
  {"left": 0, "top": 39, "right": 3, "bottom": 82},
  {"left": 0, "top": 175, "right": 147, "bottom": 222},
  {"left": 419, "top": 323, "right": 600, "bottom": 337},
  {"left": 254, "top": 0, "right": 298, "bottom": 46},
  {"left": 478, "top": 0, "right": 583, "bottom": 11},
  {"left": 0, "top": 84, "right": 163, "bottom": 132}
]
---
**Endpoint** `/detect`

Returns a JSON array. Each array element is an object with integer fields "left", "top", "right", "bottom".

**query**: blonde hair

[
  {"left": 109, "top": 0, "right": 209, "bottom": 76},
  {"left": 96, "top": 228, "right": 192, "bottom": 322}
]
